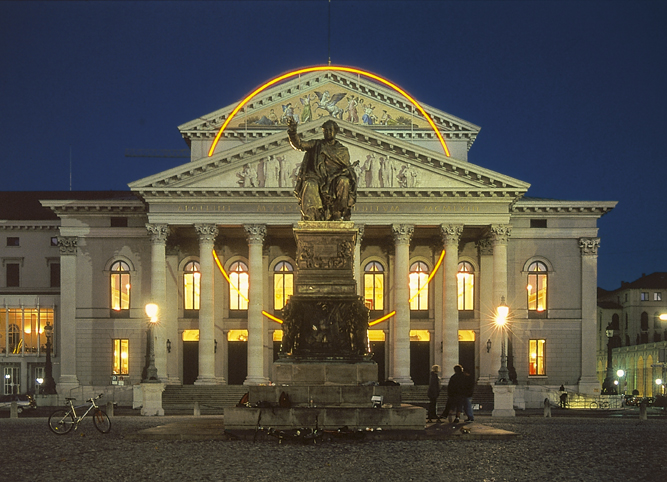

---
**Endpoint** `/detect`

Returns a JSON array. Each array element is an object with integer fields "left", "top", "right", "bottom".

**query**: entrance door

[
  {"left": 410, "top": 341, "right": 430, "bottom": 385},
  {"left": 182, "top": 341, "right": 198, "bottom": 385},
  {"left": 370, "top": 341, "right": 385, "bottom": 383},
  {"left": 227, "top": 341, "right": 247, "bottom": 385},
  {"left": 459, "top": 341, "right": 475, "bottom": 380}
]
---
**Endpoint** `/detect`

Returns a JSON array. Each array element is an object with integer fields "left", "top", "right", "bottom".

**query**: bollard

[
  {"left": 543, "top": 398, "right": 551, "bottom": 418},
  {"left": 639, "top": 400, "right": 648, "bottom": 421},
  {"left": 106, "top": 401, "right": 114, "bottom": 417},
  {"left": 194, "top": 401, "right": 201, "bottom": 417},
  {"left": 10, "top": 401, "right": 18, "bottom": 419}
]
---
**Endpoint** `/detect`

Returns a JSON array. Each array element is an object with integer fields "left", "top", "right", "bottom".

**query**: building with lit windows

[
  {"left": 597, "top": 272, "right": 667, "bottom": 397},
  {"left": 0, "top": 69, "right": 617, "bottom": 405}
]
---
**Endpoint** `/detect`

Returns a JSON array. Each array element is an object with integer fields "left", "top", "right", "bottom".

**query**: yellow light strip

[
  {"left": 408, "top": 249, "right": 446, "bottom": 303},
  {"left": 262, "top": 310, "right": 283, "bottom": 324},
  {"left": 212, "top": 249, "right": 249, "bottom": 303},
  {"left": 369, "top": 310, "right": 396, "bottom": 327},
  {"left": 207, "top": 65, "right": 450, "bottom": 157}
]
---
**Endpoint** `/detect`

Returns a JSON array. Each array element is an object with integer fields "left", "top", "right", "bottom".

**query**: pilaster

[
  {"left": 579, "top": 237, "right": 601, "bottom": 395},
  {"left": 57, "top": 236, "right": 79, "bottom": 391}
]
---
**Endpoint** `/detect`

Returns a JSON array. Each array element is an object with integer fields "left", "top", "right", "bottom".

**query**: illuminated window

[
  {"left": 229, "top": 261, "right": 249, "bottom": 311},
  {"left": 183, "top": 261, "right": 201, "bottom": 310},
  {"left": 110, "top": 261, "right": 131, "bottom": 314},
  {"left": 409, "top": 261, "right": 429, "bottom": 311},
  {"left": 0, "top": 308, "right": 53, "bottom": 355},
  {"left": 654, "top": 292, "right": 662, "bottom": 301},
  {"left": 641, "top": 292, "right": 649, "bottom": 301},
  {"left": 112, "top": 339, "right": 129, "bottom": 375},
  {"left": 457, "top": 261, "right": 474, "bottom": 311},
  {"left": 364, "top": 262, "right": 385, "bottom": 310},
  {"left": 527, "top": 261, "right": 548, "bottom": 314},
  {"left": 273, "top": 261, "right": 293, "bottom": 310},
  {"left": 529, "top": 339, "right": 546, "bottom": 375}
]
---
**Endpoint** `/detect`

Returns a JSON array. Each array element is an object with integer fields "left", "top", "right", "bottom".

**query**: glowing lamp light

[
  {"left": 145, "top": 303, "right": 158, "bottom": 321},
  {"left": 36, "top": 378, "right": 44, "bottom": 384},
  {"left": 659, "top": 314, "right": 667, "bottom": 322},
  {"left": 617, "top": 369, "right": 625, "bottom": 378},
  {"left": 496, "top": 296, "right": 509, "bottom": 325},
  {"left": 657, "top": 379, "right": 663, "bottom": 386},
  {"left": 207, "top": 65, "right": 451, "bottom": 158}
]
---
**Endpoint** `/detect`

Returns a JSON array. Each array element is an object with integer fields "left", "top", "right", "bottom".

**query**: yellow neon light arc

[
  {"left": 408, "top": 249, "right": 446, "bottom": 303},
  {"left": 262, "top": 310, "right": 283, "bottom": 324},
  {"left": 207, "top": 65, "right": 450, "bottom": 157},
  {"left": 212, "top": 249, "right": 249, "bottom": 303},
  {"left": 369, "top": 311, "right": 396, "bottom": 327}
]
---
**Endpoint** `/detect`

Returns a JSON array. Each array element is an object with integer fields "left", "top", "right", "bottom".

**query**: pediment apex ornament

[
  {"left": 57, "top": 236, "right": 77, "bottom": 256},
  {"left": 244, "top": 224, "right": 267, "bottom": 245},
  {"left": 146, "top": 223, "right": 170, "bottom": 244},
  {"left": 579, "top": 237, "right": 600, "bottom": 256},
  {"left": 440, "top": 224, "right": 463, "bottom": 246},
  {"left": 490, "top": 224, "right": 512, "bottom": 244},
  {"left": 195, "top": 224, "right": 219, "bottom": 244},
  {"left": 391, "top": 224, "right": 414, "bottom": 244}
]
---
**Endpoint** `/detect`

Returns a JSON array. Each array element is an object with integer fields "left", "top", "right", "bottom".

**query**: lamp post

[
  {"left": 495, "top": 296, "right": 510, "bottom": 385},
  {"left": 602, "top": 324, "right": 616, "bottom": 395},
  {"left": 616, "top": 369, "right": 625, "bottom": 396},
  {"left": 143, "top": 303, "right": 159, "bottom": 382},
  {"left": 41, "top": 322, "right": 57, "bottom": 394}
]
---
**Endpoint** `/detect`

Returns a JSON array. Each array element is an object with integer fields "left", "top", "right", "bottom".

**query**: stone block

[{"left": 325, "top": 364, "right": 357, "bottom": 384}]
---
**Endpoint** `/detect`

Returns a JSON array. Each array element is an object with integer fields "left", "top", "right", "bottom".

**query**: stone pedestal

[
  {"left": 272, "top": 360, "right": 377, "bottom": 386},
  {"left": 492, "top": 384, "right": 516, "bottom": 417},
  {"left": 140, "top": 382, "right": 165, "bottom": 416}
]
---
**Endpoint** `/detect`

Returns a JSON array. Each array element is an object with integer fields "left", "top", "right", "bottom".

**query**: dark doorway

[
  {"left": 410, "top": 341, "right": 430, "bottom": 385},
  {"left": 228, "top": 341, "right": 247, "bottom": 385},
  {"left": 459, "top": 341, "right": 475, "bottom": 380},
  {"left": 370, "top": 341, "right": 385, "bottom": 383},
  {"left": 182, "top": 341, "right": 198, "bottom": 385}
]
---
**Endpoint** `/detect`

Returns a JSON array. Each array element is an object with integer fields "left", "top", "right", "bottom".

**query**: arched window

[
  {"left": 110, "top": 261, "right": 131, "bottom": 314},
  {"left": 457, "top": 261, "right": 474, "bottom": 311},
  {"left": 364, "top": 262, "right": 385, "bottom": 311},
  {"left": 409, "top": 261, "right": 429, "bottom": 311},
  {"left": 229, "top": 261, "right": 249, "bottom": 311},
  {"left": 527, "top": 261, "right": 548, "bottom": 315},
  {"left": 183, "top": 261, "right": 201, "bottom": 310},
  {"left": 273, "top": 261, "right": 293, "bottom": 310}
]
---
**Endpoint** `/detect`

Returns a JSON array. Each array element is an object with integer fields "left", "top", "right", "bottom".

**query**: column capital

[
  {"left": 195, "top": 224, "right": 219, "bottom": 244},
  {"left": 57, "top": 236, "right": 77, "bottom": 256},
  {"left": 244, "top": 224, "right": 267, "bottom": 245},
  {"left": 477, "top": 238, "right": 493, "bottom": 256},
  {"left": 490, "top": 224, "right": 512, "bottom": 244},
  {"left": 146, "top": 223, "right": 170, "bottom": 244},
  {"left": 579, "top": 237, "right": 600, "bottom": 256},
  {"left": 391, "top": 224, "right": 414, "bottom": 245},
  {"left": 440, "top": 224, "right": 463, "bottom": 246}
]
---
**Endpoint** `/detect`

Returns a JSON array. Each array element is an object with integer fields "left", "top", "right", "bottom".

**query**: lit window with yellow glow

[
  {"left": 229, "top": 261, "right": 249, "bottom": 310},
  {"left": 364, "top": 262, "right": 385, "bottom": 310},
  {"left": 409, "top": 261, "right": 429, "bottom": 311},
  {"left": 527, "top": 261, "right": 548, "bottom": 313},
  {"left": 529, "top": 339, "right": 546, "bottom": 375},
  {"left": 457, "top": 261, "right": 474, "bottom": 311},
  {"left": 184, "top": 261, "right": 201, "bottom": 310},
  {"left": 273, "top": 261, "right": 294, "bottom": 310},
  {"left": 110, "top": 261, "right": 131, "bottom": 312},
  {"left": 112, "top": 339, "right": 129, "bottom": 375}
]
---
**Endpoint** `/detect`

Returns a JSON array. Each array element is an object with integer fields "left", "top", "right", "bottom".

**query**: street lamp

[
  {"left": 616, "top": 369, "right": 625, "bottom": 395},
  {"left": 602, "top": 324, "right": 617, "bottom": 394},
  {"left": 495, "top": 296, "right": 510, "bottom": 385},
  {"left": 41, "top": 322, "right": 57, "bottom": 394},
  {"left": 143, "top": 303, "right": 159, "bottom": 382}
]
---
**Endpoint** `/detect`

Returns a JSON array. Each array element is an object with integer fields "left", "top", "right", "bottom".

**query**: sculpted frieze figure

[{"left": 287, "top": 117, "right": 357, "bottom": 221}]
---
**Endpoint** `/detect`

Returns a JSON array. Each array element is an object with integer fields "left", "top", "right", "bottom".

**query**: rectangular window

[
  {"left": 110, "top": 217, "right": 128, "bottom": 228},
  {"left": 457, "top": 272, "right": 474, "bottom": 311},
  {"left": 112, "top": 339, "right": 129, "bottom": 375},
  {"left": 530, "top": 219, "right": 547, "bottom": 228},
  {"left": 641, "top": 292, "right": 649, "bottom": 301},
  {"left": 6, "top": 263, "right": 19, "bottom": 287},
  {"left": 50, "top": 263, "right": 61, "bottom": 288},
  {"left": 529, "top": 339, "right": 546, "bottom": 376},
  {"left": 527, "top": 274, "right": 547, "bottom": 312},
  {"left": 50, "top": 237, "right": 59, "bottom": 247},
  {"left": 6, "top": 237, "right": 19, "bottom": 247},
  {"left": 654, "top": 292, "right": 662, "bottom": 301}
]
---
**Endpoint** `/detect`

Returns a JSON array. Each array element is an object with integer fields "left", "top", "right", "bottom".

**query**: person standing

[
  {"left": 462, "top": 367, "right": 475, "bottom": 422},
  {"left": 427, "top": 365, "right": 441, "bottom": 423},
  {"left": 441, "top": 364, "right": 465, "bottom": 423}
]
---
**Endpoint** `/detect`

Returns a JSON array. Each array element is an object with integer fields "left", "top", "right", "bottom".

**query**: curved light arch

[{"left": 207, "top": 65, "right": 451, "bottom": 157}]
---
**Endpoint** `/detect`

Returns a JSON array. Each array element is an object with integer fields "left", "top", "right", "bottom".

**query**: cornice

[
  {"left": 0, "top": 222, "right": 59, "bottom": 231},
  {"left": 40, "top": 200, "right": 147, "bottom": 216},
  {"left": 512, "top": 199, "right": 617, "bottom": 216}
]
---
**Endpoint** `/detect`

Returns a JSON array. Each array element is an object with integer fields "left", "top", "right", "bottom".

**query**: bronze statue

[{"left": 287, "top": 117, "right": 357, "bottom": 221}]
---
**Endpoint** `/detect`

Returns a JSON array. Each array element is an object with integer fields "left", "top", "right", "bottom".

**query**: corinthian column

[
  {"left": 579, "top": 237, "right": 601, "bottom": 395},
  {"left": 194, "top": 224, "right": 218, "bottom": 385},
  {"left": 391, "top": 224, "right": 414, "bottom": 385},
  {"left": 489, "top": 225, "right": 511, "bottom": 379},
  {"left": 244, "top": 224, "right": 269, "bottom": 385},
  {"left": 146, "top": 224, "right": 169, "bottom": 382},
  {"left": 57, "top": 236, "right": 79, "bottom": 392},
  {"left": 441, "top": 224, "right": 463, "bottom": 383}
]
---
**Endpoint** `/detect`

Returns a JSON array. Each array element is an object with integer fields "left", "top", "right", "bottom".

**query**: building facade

[{"left": 0, "top": 69, "right": 616, "bottom": 404}]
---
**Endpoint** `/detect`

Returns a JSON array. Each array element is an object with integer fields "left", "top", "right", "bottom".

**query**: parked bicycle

[{"left": 48, "top": 393, "right": 111, "bottom": 435}]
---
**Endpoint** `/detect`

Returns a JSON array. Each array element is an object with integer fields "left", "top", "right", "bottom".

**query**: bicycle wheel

[
  {"left": 601, "top": 401, "right": 610, "bottom": 410},
  {"left": 48, "top": 409, "right": 75, "bottom": 434},
  {"left": 589, "top": 401, "right": 598, "bottom": 410},
  {"left": 93, "top": 409, "right": 111, "bottom": 433}
]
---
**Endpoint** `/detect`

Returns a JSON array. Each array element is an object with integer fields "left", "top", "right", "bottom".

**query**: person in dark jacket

[
  {"left": 461, "top": 368, "right": 475, "bottom": 422},
  {"left": 427, "top": 365, "right": 441, "bottom": 422},
  {"left": 441, "top": 364, "right": 465, "bottom": 423}
]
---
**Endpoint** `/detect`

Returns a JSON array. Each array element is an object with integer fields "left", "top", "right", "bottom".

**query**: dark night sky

[{"left": 1, "top": 1, "right": 665, "bottom": 290}]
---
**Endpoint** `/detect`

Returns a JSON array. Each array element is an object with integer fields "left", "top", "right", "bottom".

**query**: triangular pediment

[{"left": 130, "top": 119, "right": 529, "bottom": 200}]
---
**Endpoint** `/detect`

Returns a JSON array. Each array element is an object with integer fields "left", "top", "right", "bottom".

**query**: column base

[
  {"left": 243, "top": 376, "right": 270, "bottom": 386},
  {"left": 140, "top": 382, "right": 165, "bottom": 416},
  {"left": 56, "top": 378, "right": 79, "bottom": 403},
  {"left": 492, "top": 385, "right": 516, "bottom": 417},
  {"left": 194, "top": 376, "right": 219, "bottom": 386},
  {"left": 389, "top": 376, "right": 414, "bottom": 386}
]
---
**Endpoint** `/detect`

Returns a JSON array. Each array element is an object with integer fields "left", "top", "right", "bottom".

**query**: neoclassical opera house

[{"left": 0, "top": 67, "right": 616, "bottom": 404}]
